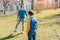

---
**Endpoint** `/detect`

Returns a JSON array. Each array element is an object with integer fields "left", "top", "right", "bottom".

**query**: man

[
  {"left": 26, "top": 10, "right": 37, "bottom": 40},
  {"left": 13, "top": 5, "right": 27, "bottom": 34}
]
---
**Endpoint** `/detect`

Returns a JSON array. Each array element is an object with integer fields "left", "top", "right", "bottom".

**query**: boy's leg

[
  {"left": 33, "top": 31, "right": 36, "bottom": 40},
  {"left": 28, "top": 32, "right": 32, "bottom": 40},
  {"left": 22, "top": 19, "right": 24, "bottom": 33}
]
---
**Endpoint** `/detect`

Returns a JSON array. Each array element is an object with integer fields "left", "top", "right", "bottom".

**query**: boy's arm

[{"left": 26, "top": 19, "right": 30, "bottom": 35}]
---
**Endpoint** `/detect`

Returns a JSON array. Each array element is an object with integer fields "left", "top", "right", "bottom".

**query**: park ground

[{"left": 0, "top": 9, "right": 60, "bottom": 40}]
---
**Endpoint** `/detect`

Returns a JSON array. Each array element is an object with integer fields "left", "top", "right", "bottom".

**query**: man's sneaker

[
  {"left": 13, "top": 28, "right": 17, "bottom": 32},
  {"left": 21, "top": 31, "right": 24, "bottom": 34}
]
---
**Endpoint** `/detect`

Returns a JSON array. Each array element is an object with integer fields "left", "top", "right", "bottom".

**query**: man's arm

[
  {"left": 25, "top": 10, "right": 28, "bottom": 16},
  {"left": 16, "top": 11, "right": 19, "bottom": 20}
]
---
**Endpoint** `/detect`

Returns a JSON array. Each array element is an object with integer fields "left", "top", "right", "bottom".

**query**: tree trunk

[
  {"left": 4, "top": 4, "right": 5, "bottom": 14},
  {"left": 3, "top": 0, "right": 6, "bottom": 14},
  {"left": 58, "top": 0, "right": 60, "bottom": 8},
  {"left": 31, "top": 0, "right": 34, "bottom": 10},
  {"left": 21, "top": 0, "right": 23, "bottom": 5}
]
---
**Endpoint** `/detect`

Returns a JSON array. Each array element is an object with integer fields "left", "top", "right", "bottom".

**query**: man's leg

[
  {"left": 14, "top": 18, "right": 21, "bottom": 32},
  {"left": 21, "top": 19, "right": 24, "bottom": 33}
]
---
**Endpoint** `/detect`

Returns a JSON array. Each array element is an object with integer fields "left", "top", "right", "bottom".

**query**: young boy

[
  {"left": 13, "top": 5, "right": 27, "bottom": 34},
  {"left": 26, "top": 11, "right": 37, "bottom": 40}
]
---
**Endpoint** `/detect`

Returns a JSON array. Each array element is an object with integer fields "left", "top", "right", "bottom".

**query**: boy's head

[{"left": 28, "top": 10, "right": 34, "bottom": 16}]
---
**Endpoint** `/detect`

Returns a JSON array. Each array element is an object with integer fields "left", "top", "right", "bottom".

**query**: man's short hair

[
  {"left": 21, "top": 5, "right": 24, "bottom": 8},
  {"left": 28, "top": 11, "right": 34, "bottom": 16}
]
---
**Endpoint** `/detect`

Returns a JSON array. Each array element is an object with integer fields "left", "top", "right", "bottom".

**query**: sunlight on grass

[{"left": 0, "top": 9, "right": 60, "bottom": 40}]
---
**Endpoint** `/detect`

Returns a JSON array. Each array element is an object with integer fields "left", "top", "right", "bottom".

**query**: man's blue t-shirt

[{"left": 18, "top": 9, "right": 27, "bottom": 19}]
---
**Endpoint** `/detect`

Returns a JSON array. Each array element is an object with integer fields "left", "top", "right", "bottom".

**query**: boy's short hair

[{"left": 28, "top": 11, "right": 34, "bottom": 16}]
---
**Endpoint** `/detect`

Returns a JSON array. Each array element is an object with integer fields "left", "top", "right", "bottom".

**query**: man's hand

[
  {"left": 16, "top": 19, "right": 18, "bottom": 21},
  {"left": 16, "top": 17, "right": 18, "bottom": 21}
]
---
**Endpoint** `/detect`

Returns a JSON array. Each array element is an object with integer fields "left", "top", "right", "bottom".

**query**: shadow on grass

[
  {"left": 41, "top": 14, "right": 60, "bottom": 21},
  {"left": 0, "top": 33, "right": 22, "bottom": 40},
  {"left": 54, "top": 14, "right": 60, "bottom": 17}
]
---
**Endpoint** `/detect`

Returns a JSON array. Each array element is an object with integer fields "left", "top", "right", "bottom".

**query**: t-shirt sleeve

[{"left": 25, "top": 10, "right": 28, "bottom": 16}]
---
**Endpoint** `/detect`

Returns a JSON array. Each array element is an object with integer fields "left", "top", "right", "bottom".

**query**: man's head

[
  {"left": 21, "top": 5, "right": 24, "bottom": 8},
  {"left": 28, "top": 10, "right": 34, "bottom": 17}
]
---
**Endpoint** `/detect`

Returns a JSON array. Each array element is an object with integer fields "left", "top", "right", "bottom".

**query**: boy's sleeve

[{"left": 26, "top": 19, "right": 30, "bottom": 35}]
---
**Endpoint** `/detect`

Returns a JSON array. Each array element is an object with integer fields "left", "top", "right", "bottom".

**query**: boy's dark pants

[{"left": 28, "top": 31, "right": 36, "bottom": 40}]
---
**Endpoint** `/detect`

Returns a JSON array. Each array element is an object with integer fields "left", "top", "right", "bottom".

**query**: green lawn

[{"left": 0, "top": 9, "right": 60, "bottom": 40}]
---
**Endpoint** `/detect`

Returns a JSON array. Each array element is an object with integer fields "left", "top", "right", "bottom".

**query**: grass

[{"left": 0, "top": 9, "right": 60, "bottom": 40}]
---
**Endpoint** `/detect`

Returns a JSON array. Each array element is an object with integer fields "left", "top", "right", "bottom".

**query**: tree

[
  {"left": 58, "top": 0, "right": 60, "bottom": 8},
  {"left": 21, "top": 0, "right": 23, "bottom": 5},
  {"left": 31, "top": 0, "right": 34, "bottom": 10},
  {"left": 3, "top": 0, "right": 9, "bottom": 14}
]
